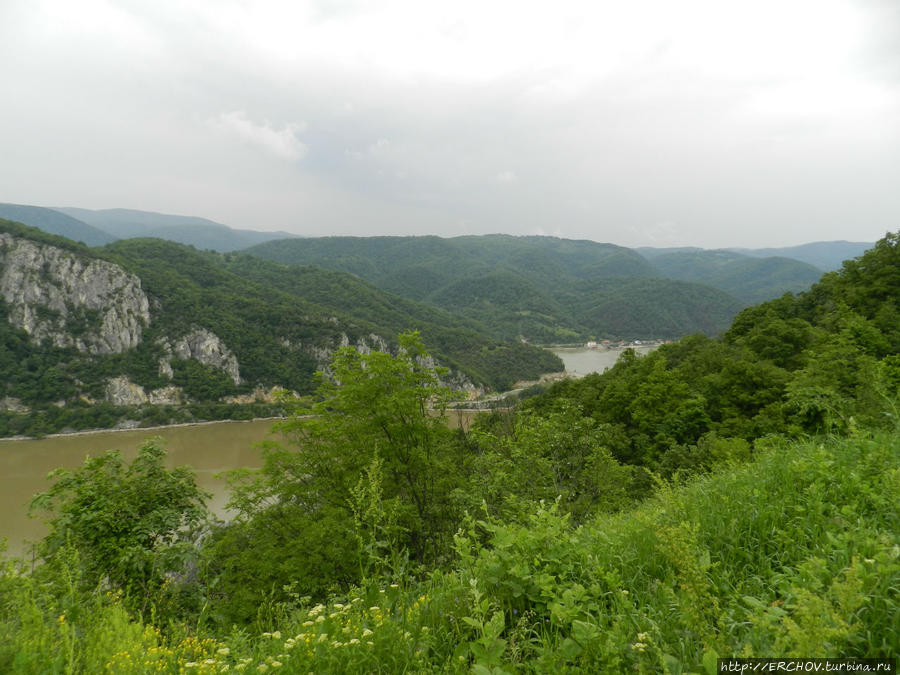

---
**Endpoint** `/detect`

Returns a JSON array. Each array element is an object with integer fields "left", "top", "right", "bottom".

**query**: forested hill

[
  {"left": 0, "top": 219, "right": 560, "bottom": 436},
  {"left": 245, "top": 235, "right": 744, "bottom": 341},
  {"left": 645, "top": 249, "right": 823, "bottom": 304}
]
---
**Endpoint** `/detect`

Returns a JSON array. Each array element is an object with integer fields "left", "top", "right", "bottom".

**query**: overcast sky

[{"left": 1, "top": 0, "right": 898, "bottom": 248}]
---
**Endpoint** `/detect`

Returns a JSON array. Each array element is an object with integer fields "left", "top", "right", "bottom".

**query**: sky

[{"left": 1, "top": 0, "right": 898, "bottom": 248}]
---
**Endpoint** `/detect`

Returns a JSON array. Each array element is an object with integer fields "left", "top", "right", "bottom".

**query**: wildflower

[
  {"left": 362, "top": 629, "right": 374, "bottom": 638},
  {"left": 333, "top": 603, "right": 344, "bottom": 610},
  {"left": 329, "top": 612, "right": 340, "bottom": 619},
  {"left": 315, "top": 615, "right": 325, "bottom": 623},
  {"left": 217, "top": 647, "right": 231, "bottom": 656},
  {"left": 272, "top": 631, "right": 282, "bottom": 640},
  {"left": 631, "top": 642, "right": 647, "bottom": 652},
  {"left": 636, "top": 632, "right": 649, "bottom": 642},
  {"left": 317, "top": 633, "right": 329, "bottom": 643},
  {"left": 349, "top": 638, "right": 360, "bottom": 645},
  {"left": 390, "top": 583, "right": 399, "bottom": 589},
  {"left": 302, "top": 620, "right": 314, "bottom": 627},
  {"left": 257, "top": 665, "right": 269, "bottom": 674},
  {"left": 271, "top": 662, "right": 282, "bottom": 669},
  {"left": 369, "top": 606, "right": 380, "bottom": 612},
  {"left": 309, "top": 604, "right": 325, "bottom": 616}
]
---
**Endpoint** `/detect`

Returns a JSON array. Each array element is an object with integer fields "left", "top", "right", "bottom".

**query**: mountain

[
  {"left": 645, "top": 250, "right": 823, "bottom": 304},
  {"left": 245, "top": 235, "right": 744, "bottom": 341},
  {"left": 55, "top": 207, "right": 298, "bottom": 252},
  {"left": 726, "top": 241, "right": 875, "bottom": 272},
  {"left": 0, "top": 219, "right": 562, "bottom": 436},
  {"left": 0, "top": 203, "right": 116, "bottom": 246}
]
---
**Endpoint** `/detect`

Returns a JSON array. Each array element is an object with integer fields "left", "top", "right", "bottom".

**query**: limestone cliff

[
  {"left": 158, "top": 328, "right": 241, "bottom": 385},
  {"left": 0, "top": 233, "right": 150, "bottom": 353}
]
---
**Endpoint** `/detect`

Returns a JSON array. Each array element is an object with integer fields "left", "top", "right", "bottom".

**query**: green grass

[{"left": 2, "top": 430, "right": 897, "bottom": 673}]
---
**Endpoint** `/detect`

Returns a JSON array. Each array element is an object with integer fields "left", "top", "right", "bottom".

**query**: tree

[
  {"left": 209, "top": 332, "right": 468, "bottom": 619},
  {"left": 30, "top": 438, "right": 210, "bottom": 611}
]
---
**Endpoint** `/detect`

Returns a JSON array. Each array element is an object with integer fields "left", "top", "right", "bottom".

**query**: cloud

[
  {"left": 496, "top": 170, "right": 517, "bottom": 183},
  {"left": 209, "top": 111, "right": 307, "bottom": 161}
]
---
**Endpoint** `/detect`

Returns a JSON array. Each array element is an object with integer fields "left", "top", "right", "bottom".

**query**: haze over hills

[
  {"left": 727, "top": 241, "right": 875, "bottom": 272},
  {"left": 0, "top": 203, "right": 116, "bottom": 247},
  {"left": 56, "top": 207, "right": 299, "bottom": 252},
  {"left": 638, "top": 241, "right": 875, "bottom": 272}
]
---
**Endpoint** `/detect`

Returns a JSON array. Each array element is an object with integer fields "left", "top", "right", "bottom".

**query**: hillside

[
  {"left": 0, "top": 219, "right": 561, "bottom": 437},
  {"left": 0, "top": 203, "right": 116, "bottom": 247},
  {"left": 646, "top": 249, "right": 823, "bottom": 304},
  {"left": 55, "top": 207, "right": 298, "bottom": 252},
  {"left": 246, "top": 235, "right": 743, "bottom": 341}
]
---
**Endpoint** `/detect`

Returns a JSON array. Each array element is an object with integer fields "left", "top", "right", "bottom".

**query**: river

[
  {"left": 0, "top": 420, "right": 276, "bottom": 557},
  {"left": 549, "top": 345, "right": 657, "bottom": 377}
]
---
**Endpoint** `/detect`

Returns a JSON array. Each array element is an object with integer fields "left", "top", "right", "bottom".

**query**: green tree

[
  {"left": 209, "top": 333, "right": 468, "bottom": 620},
  {"left": 30, "top": 439, "right": 210, "bottom": 611}
]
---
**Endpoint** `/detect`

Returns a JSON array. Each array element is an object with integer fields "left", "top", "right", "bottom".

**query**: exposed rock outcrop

[
  {"left": 104, "top": 376, "right": 184, "bottom": 406},
  {"left": 0, "top": 234, "right": 150, "bottom": 353},
  {"left": 158, "top": 328, "right": 241, "bottom": 385},
  {"left": 0, "top": 397, "right": 30, "bottom": 413}
]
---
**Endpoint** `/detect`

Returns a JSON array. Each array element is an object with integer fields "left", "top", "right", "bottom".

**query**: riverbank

[{"left": 0, "top": 416, "right": 286, "bottom": 443}]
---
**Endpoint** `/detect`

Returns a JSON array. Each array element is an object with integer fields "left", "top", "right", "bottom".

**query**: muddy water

[
  {"left": 549, "top": 345, "right": 657, "bottom": 377},
  {"left": 0, "top": 420, "right": 277, "bottom": 557}
]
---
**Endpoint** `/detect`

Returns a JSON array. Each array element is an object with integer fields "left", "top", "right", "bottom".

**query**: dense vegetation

[
  {"left": 1, "top": 233, "right": 898, "bottom": 671},
  {"left": 645, "top": 250, "right": 823, "bottom": 304},
  {"left": 245, "top": 234, "right": 746, "bottom": 342},
  {"left": 0, "top": 220, "right": 561, "bottom": 436}
]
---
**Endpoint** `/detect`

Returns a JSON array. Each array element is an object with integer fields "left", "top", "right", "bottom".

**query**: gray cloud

[{"left": 0, "top": 0, "right": 897, "bottom": 248}]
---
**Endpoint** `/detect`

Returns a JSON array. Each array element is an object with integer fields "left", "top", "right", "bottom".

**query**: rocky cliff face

[
  {"left": 158, "top": 328, "right": 241, "bottom": 385},
  {"left": 0, "top": 233, "right": 150, "bottom": 353}
]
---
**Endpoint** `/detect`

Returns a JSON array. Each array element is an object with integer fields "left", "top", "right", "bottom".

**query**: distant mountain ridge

[
  {"left": 727, "top": 241, "right": 875, "bottom": 272},
  {"left": 55, "top": 207, "right": 299, "bottom": 252},
  {"left": 638, "top": 241, "right": 875, "bottom": 272},
  {"left": 0, "top": 203, "right": 116, "bottom": 247}
]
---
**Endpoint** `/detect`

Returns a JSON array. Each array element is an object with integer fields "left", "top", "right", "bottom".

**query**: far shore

[
  {"left": 0, "top": 417, "right": 285, "bottom": 443},
  {"left": 1, "top": 345, "right": 654, "bottom": 442}
]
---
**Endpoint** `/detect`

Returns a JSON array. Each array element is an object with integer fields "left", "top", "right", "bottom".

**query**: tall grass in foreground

[{"left": 2, "top": 431, "right": 898, "bottom": 673}]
